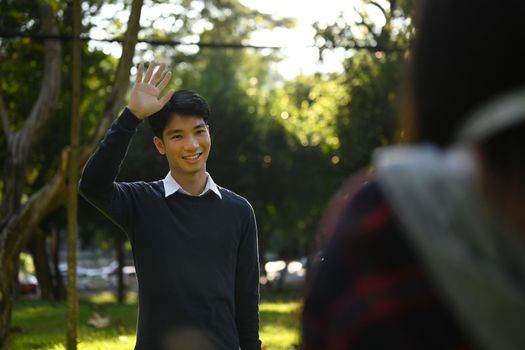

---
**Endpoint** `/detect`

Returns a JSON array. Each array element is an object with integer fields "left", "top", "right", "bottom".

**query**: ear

[{"left": 153, "top": 136, "right": 166, "bottom": 155}]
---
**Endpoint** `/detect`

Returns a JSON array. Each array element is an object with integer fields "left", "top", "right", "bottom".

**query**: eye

[
  {"left": 196, "top": 129, "right": 206, "bottom": 135},
  {"left": 171, "top": 134, "right": 183, "bottom": 140}
]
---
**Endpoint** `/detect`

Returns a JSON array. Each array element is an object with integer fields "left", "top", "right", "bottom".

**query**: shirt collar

[{"left": 162, "top": 172, "right": 222, "bottom": 199}]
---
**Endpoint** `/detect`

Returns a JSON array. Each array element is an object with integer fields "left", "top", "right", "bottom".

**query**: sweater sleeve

[
  {"left": 235, "top": 202, "right": 262, "bottom": 350},
  {"left": 79, "top": 108, "right": 141, "bottom": 238}
]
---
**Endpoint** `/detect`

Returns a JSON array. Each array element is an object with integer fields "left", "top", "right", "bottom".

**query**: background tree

[
  {"left": 1, "top": 0, "right": 293, "bottom": 342},
  {"left": 114, "top": 0, "right": 418, "bottom": 288},
  {"left": 0, "top": 4, "right": 421, "bottom": 345},
  {"left": 315, "top": 0, "right": 415, "bottom": 173},
  {"left": 66, "top": 0, "right": 82, "bottom": 347},
  {"left": 0, "top": 0, "right": 144, "bottom": 347}
]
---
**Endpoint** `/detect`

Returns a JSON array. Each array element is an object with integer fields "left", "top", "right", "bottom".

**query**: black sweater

[{"left": 79, "top": 109, "right": 261, "bottom": 350}]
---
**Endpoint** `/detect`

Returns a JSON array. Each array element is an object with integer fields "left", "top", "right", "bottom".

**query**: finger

[
  {"left": 150, "top": 63, "right": 166, "bottom": 85},
  {"left": 143, "top": 61, "right": 156, "bottom": 84},
  {"left": 156, "top": 70, "right": 172, "bottom": 91},
  {"left": 135, "top": 62, "right": 144, "bottom": 84},
  {"left": 158, "top": 89, "right": 175, "bottom": 107}
]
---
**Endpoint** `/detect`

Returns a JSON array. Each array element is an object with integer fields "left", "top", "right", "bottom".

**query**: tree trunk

[
  {"left": 27, "top": 231, "right": 53, "bottom": 300},
  {"left": 0, "top": 149, "right": 27, "bottom": 225},
  {"left": 0, "top": 0, "right": 144, "bottom": 345},
  {"left": 0, "top": 2, "right": 62, "bottom": 347},
  {"left": 50, "top": 225, "right": 65, "bottom": 300},
  {"left": 0, "top": 2, "right": 62, "bottom": 224},
  {"left": 0, "top": 162, "right": 68, "bottom": 349},
  {"left": 66, "top": 0, "right": 81, "bottom": 346},
  {"left": 0, "top": 256, "right": 16, "bottom": 350}
]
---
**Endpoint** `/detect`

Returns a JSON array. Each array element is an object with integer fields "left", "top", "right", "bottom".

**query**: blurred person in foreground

[
  {"left": 301, "top": 0, "right": 525, "bottom": 349},
  {"left": 79, "top": 62, "right": 261, "bottom": 350}
]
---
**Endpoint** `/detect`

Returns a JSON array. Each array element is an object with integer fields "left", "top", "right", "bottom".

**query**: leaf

[{"left": 87, "top": 312, "right": 111, "bottom": 328}]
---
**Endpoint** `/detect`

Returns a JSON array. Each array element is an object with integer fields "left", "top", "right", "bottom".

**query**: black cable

[{"left": 0, "top": 31, "right": 285, "bottom": 50}]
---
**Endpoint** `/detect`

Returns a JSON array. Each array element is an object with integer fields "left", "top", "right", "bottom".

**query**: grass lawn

[{"left": 11, "top": 287, "right": 302, "bottom": 350}]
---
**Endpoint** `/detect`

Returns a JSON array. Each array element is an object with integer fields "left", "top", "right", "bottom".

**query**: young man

[{"left": 79, "top": 62, "right": 261, "bottom": 350}]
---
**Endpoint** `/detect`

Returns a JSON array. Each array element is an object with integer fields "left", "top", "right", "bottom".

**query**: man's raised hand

[{"left": 127, "top": 61, "right": 175, "bottom": 119}]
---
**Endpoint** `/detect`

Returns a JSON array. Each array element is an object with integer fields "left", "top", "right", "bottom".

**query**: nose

[{"left": 183, "top": 135, "right": 199, "bottom": 150}]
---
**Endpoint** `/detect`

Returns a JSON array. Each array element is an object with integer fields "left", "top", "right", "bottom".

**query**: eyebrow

[{"left": 165, "top": 123, "right": 207, "bottom": 135}]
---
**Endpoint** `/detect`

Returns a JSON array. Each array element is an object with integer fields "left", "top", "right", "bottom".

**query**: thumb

[{"left": 158, "top": 89, "right": 175, "bottom": 107}]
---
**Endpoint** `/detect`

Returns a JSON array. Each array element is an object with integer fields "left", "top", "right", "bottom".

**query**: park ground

[{"left": 11, "top": 286, "right": 302, "bottom": 350}]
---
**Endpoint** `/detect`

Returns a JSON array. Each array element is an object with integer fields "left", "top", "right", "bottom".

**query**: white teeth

[{"left": 183, "top": 153, "right": 201, "bottom": 160}]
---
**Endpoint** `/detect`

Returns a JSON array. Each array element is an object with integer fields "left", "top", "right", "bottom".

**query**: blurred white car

[
  {"left": 18, "top": 272, "right": 38, "bottom": 295},
  {"left": 263, "top": 257, "right": 306, "bottom": 285}
]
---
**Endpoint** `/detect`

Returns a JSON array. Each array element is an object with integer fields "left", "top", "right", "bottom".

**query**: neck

[{"left": 171, "top": 170, "right": 208, "bottom": 196}]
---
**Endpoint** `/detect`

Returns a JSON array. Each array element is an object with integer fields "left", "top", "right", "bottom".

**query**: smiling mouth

[{"left": 182, "top": 152, "right": 202, "bottom": 161}]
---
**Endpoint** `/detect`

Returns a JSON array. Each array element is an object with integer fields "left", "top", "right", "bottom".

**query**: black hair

[
  {"left": 148, "top": 89, "right": 210, "bottom": 139},
  {"left": 409, "top": 0, "right": 525, "bottom": 146}
]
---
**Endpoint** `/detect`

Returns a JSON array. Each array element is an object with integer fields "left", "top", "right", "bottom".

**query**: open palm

[{"left": 128, "top": 62, "right": 174, "bottom": 119}]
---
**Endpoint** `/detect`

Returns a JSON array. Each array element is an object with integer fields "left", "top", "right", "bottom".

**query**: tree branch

[
  {"left": 3, "top": 0, "right": 145, "bottom": 257},
  {"left": 1, "top": 0, "right": 62, "bottom": 226},
  {"left": 390, "top": 0, "right": 397, "bottom": 14},
  {"left": 354, "top": 5, "right": 381, "bottom": 44},
  {"left": 86, "top": 0, "right": 144, "bottom": 160},
  {"left": 368, "top": 0, "right": 387, "bottom": 19},
  {"left": 105, "top": 0, "right": 144, "bottom": 116},
  {"left": 8, "top": 150, "right": 68, "bottom": 259},
  {"left": 0, "top": 91, "right": 11, "bottom": 138},
  {"left": 17, "top": 1, "right": 62, "bottom": 155}
]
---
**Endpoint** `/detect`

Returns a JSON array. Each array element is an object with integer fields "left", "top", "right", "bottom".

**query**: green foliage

[
  {"left": 2, "top": 0, "right": 417, "bottom": 268},
  {"left": 314, "top": 0, "right": 415, "bottom": 173},
  {"left": 270, "top": 74, "right": 348, "bottom": 154},
  {"left": 314, "top": 0, "right": 414, "bottom": 52},
  {"left": 114, "top": 0, "right": 339, "bottom": 258},
  {"left": 0, "top": 1, "right": 43, "bottom": 129},
  {"left": 0, "top": 1, "right": 117, "bottom": 188},
  {"left": 337, "top": 49, "right": 406, "bottom": 172},
  {"left": 19, "top": 252, "right": 35, "bottom": 274},
  {"left": 0, "top": 1, "right": 128, "bottom": 256}
]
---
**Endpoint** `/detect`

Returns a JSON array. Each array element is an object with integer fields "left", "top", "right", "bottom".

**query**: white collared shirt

[{"left": 162, "top": 172, "right": 222, "bottom": 199}]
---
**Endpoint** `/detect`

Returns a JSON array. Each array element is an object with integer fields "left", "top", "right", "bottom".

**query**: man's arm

[
  {"left": 79, "top": 62, "right": 174, "bottom": 232},
  {"left": 235, "top": 203, "right": 262, "bottom": 350},
  {"left": 78, "top": 108, "right": 141, "bottom": 231}
]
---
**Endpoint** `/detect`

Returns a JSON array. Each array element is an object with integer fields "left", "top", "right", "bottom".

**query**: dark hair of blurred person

[{"left": 301, "top": 0, "right": 525, "bottom": 349}]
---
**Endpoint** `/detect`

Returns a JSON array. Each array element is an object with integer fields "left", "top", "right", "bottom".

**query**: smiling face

[{"left": 153, "top": 114, "right": 211, "bottom": 180}]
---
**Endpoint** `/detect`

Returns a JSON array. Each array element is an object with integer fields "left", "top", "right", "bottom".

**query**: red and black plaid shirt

[{"left": 302, "top": 175, "right": 474, "bottom": 350}]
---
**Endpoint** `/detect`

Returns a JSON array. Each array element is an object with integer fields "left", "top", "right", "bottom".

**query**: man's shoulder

[
  {"left": 117, "top": 179, "right": 165, "bottom": 197},
  {"left": 217, "top": 186, "right": 252, "bottom": 209}
]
